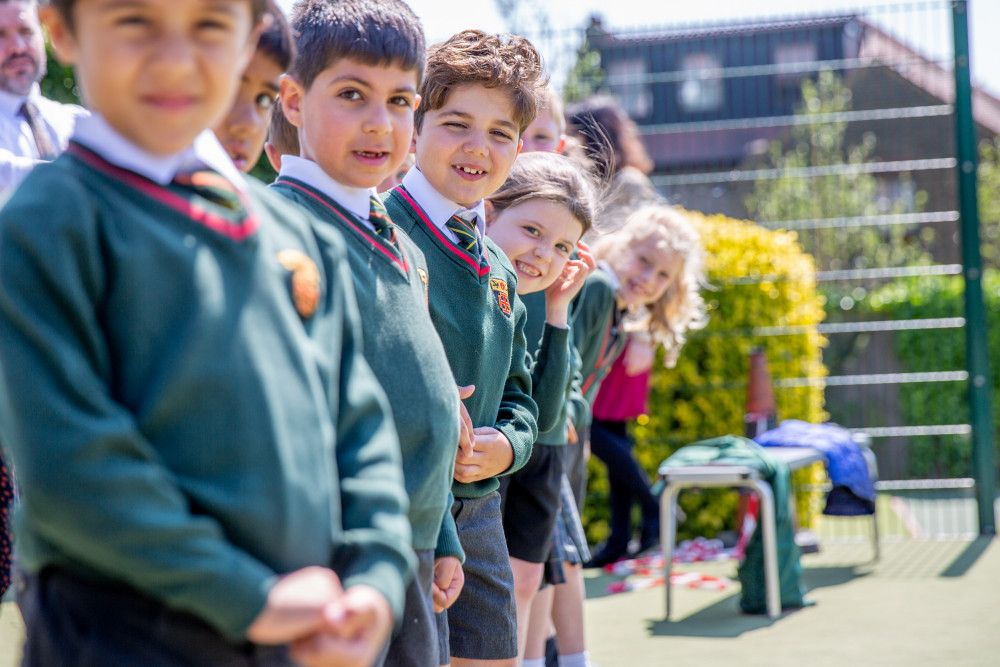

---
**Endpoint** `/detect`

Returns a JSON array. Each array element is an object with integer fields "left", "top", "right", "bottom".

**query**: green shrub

[{"left": 584, "top": 210, "right": 828, "bottom": 544}]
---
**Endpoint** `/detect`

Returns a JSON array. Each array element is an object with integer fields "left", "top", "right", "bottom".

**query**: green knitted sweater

[
  {"left": 272, "top": 176, "right": 463, "bottom": 561},
  {"left": 0, "top": 146, "right": 414, "bottom": 639},
  {"left": 384, "top": 186, "right": 538, "bottom": 499}
]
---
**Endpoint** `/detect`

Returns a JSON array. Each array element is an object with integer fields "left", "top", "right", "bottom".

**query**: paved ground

[
  {"left": 584, "top": 537, "right": 1000, "bottom": 667},
  {"left": 2, "top": 536, "right": 998, "bottom": 666}
]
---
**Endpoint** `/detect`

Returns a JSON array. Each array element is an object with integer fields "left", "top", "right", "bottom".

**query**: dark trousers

[
  {"left": 18, "top": 567, "right": 294, "bottom": 667},
  {"left": 589, "top": 419, "right": 660, "bottom": 554}
]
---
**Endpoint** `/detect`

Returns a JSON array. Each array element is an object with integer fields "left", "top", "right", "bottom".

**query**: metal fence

[{"left": 525, "top": 0, "right": 995, "bottom": 537}]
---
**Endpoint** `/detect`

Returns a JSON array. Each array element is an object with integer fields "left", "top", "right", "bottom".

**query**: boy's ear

[
  {"left": 264, "top": 142, "right": 282, "bottom": 172},
  {"left": 40, "top": 5, "right": 77, "bottom": 65},
  {"left": 483, "top": 199, "right": 496, "bottom": 227},
  {"left": 279, "top": 76, "right": 306, "bottom": 129}
]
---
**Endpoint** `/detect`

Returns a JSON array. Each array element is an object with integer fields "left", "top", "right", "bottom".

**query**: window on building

[
  {"left": 678, "top": 52, "right": 724, "bottom": 113},
  {"left": 773, "top": 42, "right": 819, "bottom": 85},
  {"left": 606, "top": 57, "right": 653, "bottom": 119}
]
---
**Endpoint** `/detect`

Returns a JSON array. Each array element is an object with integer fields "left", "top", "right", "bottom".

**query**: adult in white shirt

[{"left": 0, "top": 0, "right": 85, "bottom": 192}]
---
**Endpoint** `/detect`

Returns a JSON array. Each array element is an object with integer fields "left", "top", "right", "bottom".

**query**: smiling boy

[
  {"left": 0, "top": 0, "right": 414, "bottom": 665},
  {"left": 382, "top": 29, "right": 544, "bottom": 667},
  {"left": 271, "top": 2, "right": 468, "bottom": 665}
]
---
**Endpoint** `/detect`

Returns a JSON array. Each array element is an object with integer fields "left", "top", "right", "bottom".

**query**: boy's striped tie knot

[
  {"left": 172, "top": 168, "right": 244, "bottom": 214},
  {"left": 369, "top": 195, "right": 397, "bottom": 245},
  {"left": 445, "top": 209, "right": 482, "bottom": 259}
]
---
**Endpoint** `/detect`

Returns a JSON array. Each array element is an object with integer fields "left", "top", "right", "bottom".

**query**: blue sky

[{"left": 276, "top": 0, "right": 1000, "bottom": 98}]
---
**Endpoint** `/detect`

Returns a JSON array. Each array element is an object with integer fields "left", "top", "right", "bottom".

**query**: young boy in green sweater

[
  {"left": 382, "top": 29, "right": 543, "bottom": 666},
  {"left": 0, "top": 0, "right": 413, "bottom": 665},
  {"left": 212, "top": 0, "right": 293, "bottom": 173},
  {"left": 272, "top": 1, "right": 466, "bottom": 664}
]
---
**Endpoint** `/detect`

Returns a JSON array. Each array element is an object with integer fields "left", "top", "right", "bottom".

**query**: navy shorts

[
  {"left": 444, "top": 491, "right": 517, "bottom": 660},
  {"left": 499, "top": 443, "right": 564, "bottom": 563}
]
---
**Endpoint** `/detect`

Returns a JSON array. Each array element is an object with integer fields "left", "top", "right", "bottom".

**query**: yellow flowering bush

[{"left": 585, "top": 210, "right": 829, "bottom": 543}]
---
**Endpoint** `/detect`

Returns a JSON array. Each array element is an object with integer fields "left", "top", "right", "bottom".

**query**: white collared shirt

[
  {"left": 279, "top": 155, "right": 376, "bottom": 230},
  {"left": 72, "top": 114, "right": 248, "bottom": 194},
  {"left": 0, "top": 84, "right": 88, "bottom": 191},
  {"left": 401, "top": 166, "right": 487, "bottom": 247}
]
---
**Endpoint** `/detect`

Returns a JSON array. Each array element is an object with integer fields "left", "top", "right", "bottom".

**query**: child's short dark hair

[
  {"left": 258, "top": 1, "right": 294, "bottom": 72},
  {"left": 48, "top": 0, "right": 269, "bottom": 31},
  {"left": 268, "top": 97, "right": 300, "bottom": 158},
  {"left": 287, "top": 0, "right": 425, "bottom": 91},
  {"left": 415, "top": 30, "right": 545, "bottom": 135}
]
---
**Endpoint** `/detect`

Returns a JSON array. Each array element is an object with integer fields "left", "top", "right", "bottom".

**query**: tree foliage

[{"left": 745, "top": 70, "right": 931, "bottom": 275}]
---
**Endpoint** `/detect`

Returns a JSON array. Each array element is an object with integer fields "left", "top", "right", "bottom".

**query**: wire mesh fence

[{"left": 522, "top": 1, "right": 996, "bottom": 538}]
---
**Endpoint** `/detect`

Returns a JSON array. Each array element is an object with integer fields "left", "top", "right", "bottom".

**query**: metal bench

[{"left": 658, "top": 445, "right": 875, "bottom": 620}]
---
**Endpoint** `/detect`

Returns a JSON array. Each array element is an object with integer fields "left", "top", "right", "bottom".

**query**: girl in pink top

[{"left": 585, "top": 205, "right": 707, "bottom": 568}]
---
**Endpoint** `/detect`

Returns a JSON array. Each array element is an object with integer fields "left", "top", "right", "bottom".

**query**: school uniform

[
  {"left": 271, "top": 158, "right": 463, "bottom": 667},
  {"left": 499, "top": 290, "right": 572, "bottom": 564},
  {"left": 564, "top": 266, "right": 627, "bottom": 511},
  {"left": 383, "top": 168, "right": 539, "bottom": 661},
  {"left": 0, "top": 116, "right": 414, "bottom": 666}
]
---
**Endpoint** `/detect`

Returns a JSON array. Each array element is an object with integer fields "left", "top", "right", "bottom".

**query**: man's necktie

[
  {"left": 18, "top": 100, "right": 57, "bottom": 160},
  {"left": 445, "top": 209, "right": 482, "bottom": 260},
  {"left": 173, "top": 168, "right": 246, "bottom": 215}
]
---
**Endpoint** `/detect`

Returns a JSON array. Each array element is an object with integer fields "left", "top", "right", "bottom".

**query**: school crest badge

[
  {"left": 490, "top": 277, "right": 512, "bottom": 317},
  {"left": 277, "top": 249, "right": 320, "bottom": 320}
]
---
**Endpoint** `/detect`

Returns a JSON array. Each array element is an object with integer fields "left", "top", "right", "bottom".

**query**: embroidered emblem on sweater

[
  {"left": 418, "top": 268, "right": 429, "bottom": 304},
  {"left": 490, "top": 277, "right": 512, "bottom": 317},
  {"left": 277, "top": 249, "right": 320, "bottom": 319}
]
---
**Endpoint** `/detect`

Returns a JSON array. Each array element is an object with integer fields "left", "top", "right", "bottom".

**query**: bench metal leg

[
  {"left": 748, "top": 478, "right": 781, "bottom": 618},
  {"left": 660, "top": 478, "right": 780, "bottom": 620},
  {"left": 661, "top": 484, "right": 679, "bottom": 620}
]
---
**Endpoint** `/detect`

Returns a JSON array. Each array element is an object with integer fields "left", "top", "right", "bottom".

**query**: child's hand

[
  {"left": 545, "top": 241, "right": 597, "bottom": 328},
  {"left": 432, "top": 556, "right": 464, "bottom": 612},
  {"left": 246, "top": 566, "right": 343, "bottom": 645},
  {"left": 456, "top": 384, "right": 475, "bottom": 457},
  {"left": 567, "top": 418, "right": 578, "bottom": 445},
  {"left": 289, "top": 585, "right": 392, "bottom": 667},
  {"left": 454, "top": 427, "right": 514, "bottom": 483}
]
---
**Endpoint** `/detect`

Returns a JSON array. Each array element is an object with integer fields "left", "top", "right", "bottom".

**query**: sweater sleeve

[
  {"left": 433, "top": 491, "right": 465, "bottom": 563},
  {"left": 495, "top": 291, "right": 539, "bottom": 476},
  {"left": 323, "top": 235, "right": 416, "bottom": 624},
  {"left": 565, "top": 343, "right": 589, "bottom": 433},
  {"left": 530, "top": 324, "right": 571, "bottom": 435},
  {"left": 0, "top": 167, "right": 275, "bottom": 640}
]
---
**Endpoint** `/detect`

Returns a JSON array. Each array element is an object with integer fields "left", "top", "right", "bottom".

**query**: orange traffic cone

[{"left": 744, "top": 347, "right": 777, "bottom": 438}]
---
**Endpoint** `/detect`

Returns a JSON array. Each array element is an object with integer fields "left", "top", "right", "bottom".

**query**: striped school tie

[
  {"left": 445, "top": 209, "right": 482, "bottom": 260},
  {"left": 369, "top": 195, "right": 397, "bottom": 245},
  {"left": 173, "top": 168, "right": 246, "bottom": 215}
]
